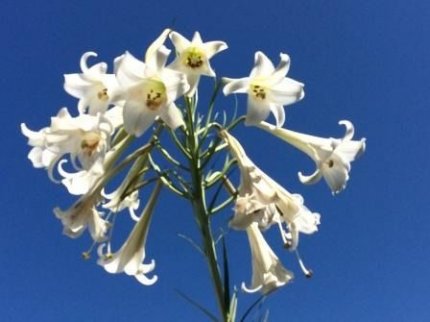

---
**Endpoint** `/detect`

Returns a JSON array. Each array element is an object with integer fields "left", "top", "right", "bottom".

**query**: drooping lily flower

[
  {"left": 21, "top": 107, "right": 114, "bottom": 189},
  {"left": 168, "top": 31, "right": 227, "bottom": 96},
  {"left": 64, "top": 52, "right": 122, "bottom": 115},
  {"left": 257, "top": 120, "right": 366, "bottom": 194},
  {"left": 116, "top": 29, "right": 189, "bottom": 137},
  {"left": 58, "top": 157, "right": 105, "bottom": 196},
  {"left": 220, "top": 130, "right": 320, "bottom": 250},
  {"left": 53, "top": 187, "right": 108, "bottom": 242},
  {"left": 242, "top": 223, "right": 293, "bottom": 294},
  {"left": 97, "top": 181, "right": 162, "bottom": 285},
  {"left": 222, "top": 51, "right": 304, "bottom": 127}
]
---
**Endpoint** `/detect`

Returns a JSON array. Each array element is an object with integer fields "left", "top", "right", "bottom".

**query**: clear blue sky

[{"left": 2, "top": 0, "right": 429, "bottom": 321}]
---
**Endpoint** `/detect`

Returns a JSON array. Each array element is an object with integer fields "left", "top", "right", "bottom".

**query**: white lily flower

[
  {"left": 222, "top": 51, "right": 304, "bottom": 127},
  {"left": 53, "top": 189, "right": 108, "bottom": 242},
  {"left": 98, "top": 182, "right": 162, "bottom": 285},
  {"left": 257, "top": 120, "right": 366, "bottom": 194},
  {"left": 21, "top": 107, "right": 116, "bottom": 194},
  {"left": 64, "top": 52, "right": 122, "bottom": 115},
  {"left": 58, "top": 157, "right": 105, "bottom": 195},
  {"left": 102, "top": 152, "right": 148, "bottom": 213},
  {"left": 116, "top": 29, "right": 189, "bottom": 137},
  {"left": 242, "top": 223, "right": 293, "bottom": 295},
  {"left": 168, "top": 31, "right": 227, "bottom": 96},
  {"left": 22, "top": 107, "right": 112, "bottom": 169},
  {"left": 221, "top": 130, "right": 320, "bottom": 250}
]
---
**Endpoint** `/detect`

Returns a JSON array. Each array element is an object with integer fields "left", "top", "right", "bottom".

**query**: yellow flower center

[
  {"left": 129, "top": 78, "right": 167, "bottom": 111},
  {"left": 182, "top": 47, "right": 205, "bottom": 69},
  {"left": 81, "top": 131, "right": 101, "bottom": 156},
  {"left": 97, "top": 88, "right": 109, "bottom": 101},
  {"left": 250, "top": 84, "right": 267, "bottom": 100}
]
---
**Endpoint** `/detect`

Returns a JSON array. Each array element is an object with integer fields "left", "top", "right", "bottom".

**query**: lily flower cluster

[{"left": 21, "top": 28, "right": 365, "bottom": 319}]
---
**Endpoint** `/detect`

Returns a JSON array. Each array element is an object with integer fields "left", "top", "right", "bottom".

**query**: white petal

[
  {"left": 147, "top": 45, "right": 170, "bottom": 72},
  {"left": 21, "top": 123, "right": 46, "bottom": 146},
  {"left": 169, "top": 31, "right": 191, "bottom": 52},
  {"left": 269, "top": 104, "right": 286, "bottom": 127},
  {"left": 298, "top": 168, "right": 323, "bottom": 185},
  {"left": 191, "top": 31, "right": 203, "bottom": 45},
  {"left": 270, "top": 53, "right": 291, "bottom": 84},
  {"left": 135, "top": 270, "right": 158, "bottom": 285},
  {"left": 250, "top": 51, "right": 275, "bottom": 78},
  {"left": 185, "top": 74, "right": 200, "bottom": 97},
  {"left": 245, "top": 97, "right": 271, "bottom": 125},
  {"left": 163, "top": 69, "right": 190, "bottom": 100},
  {"left": 123, "top": 102, "right": 157, "bottom": 137},
  {"left": 269, "top": 78, "right": 305, "bottom": 106},
  {"left": 159, "top": 103, "right": 185, "bottom": 129},
  {"left": 322, "top": 161, "right": 349, "bottom": 194},
  {"left": 145, "top": 28, "right": 171, "bottom": 63},
  {"left": 202, "top": 40, "right": 228, "bottom": 59},
  {"left": 87, "top": 209, "right": 109, "bottom": 242},
  {"left": 63, "top": 74, "right": 92, "bottom": 99},
  {"left": 222, "top": 77, "right": 250, "bottom": 95},
  {"left": 116, "top": 52, "right": 146, "bottom": 88}
]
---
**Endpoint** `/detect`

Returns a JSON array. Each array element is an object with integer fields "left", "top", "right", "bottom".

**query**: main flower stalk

[{"left": 184, "top": 97, "right": 230, "bottom": 321}]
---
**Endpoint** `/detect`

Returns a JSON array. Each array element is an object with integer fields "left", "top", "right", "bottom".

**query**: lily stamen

[{"left": 295, "top": 250, "right": 313, "bottom": 278}]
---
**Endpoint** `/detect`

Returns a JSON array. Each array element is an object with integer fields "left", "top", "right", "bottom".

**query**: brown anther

[
  {"left": 327, "top": 159, "right": 334, "bottom": 168},
  {"left": 186, "top": 55, "right": 204, "bottom": 68},
  {"left": 305, "top": 270, "right": 313, "bottom": 279},
  {"left": 97, "top": 88, "right": 109, "bottom": 101},
  {"left": 283, "top": 240, "right": 293, "bottom": 250}
]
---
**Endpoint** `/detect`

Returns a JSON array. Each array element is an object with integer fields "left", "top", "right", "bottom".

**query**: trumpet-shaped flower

[
  {"left": 257, "top": 120, "right": 366, "bottom": 194},
  {"left": 53, "top": 188, "right": 108, "bottom": 242},
  {"left": 97, "top": 182, "right": 162, "bottom": 285},
  {"left": 58, "top": 157, "right": 105, "bottom": 195},
  {"left": 168, "top": 31, "right": 227, "bottom": 96},
  {"left": 223, "top": 51, "right": 304, "bottom": 127},
  {"left": 242, "top": 223, "right": 293, "bottom": 294},
  {"left": 116, "top": 30, "right": 189, "bottom": 137},
  {"left": 220, "top": 130, "right": 320, "bottom": 250},
  {"left": 64, "top": 52, "right": 121, "bottom": 115},
  {"left": 22, "top": 107, "right": 112, "bottom": 169},
  {"left": 21, "top": 108, "right": 114, "bottom": 194}
]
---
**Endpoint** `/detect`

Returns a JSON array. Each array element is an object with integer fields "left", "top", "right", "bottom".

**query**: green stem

[{"left": 185, "top": 97, "right": 229, "bottom": 321}]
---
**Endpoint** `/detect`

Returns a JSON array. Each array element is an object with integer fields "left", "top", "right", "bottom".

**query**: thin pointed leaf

[
  {"left": 175, "top": 289, "right": 218, "bottom": 322},
  {"left": 178, "top": 233, "right": 204, "bottom": 256},
  {"left": 240, "top": 295, "right": 266, "bottom": 322},
  {"left": 222, "top": 236, "right": 231, "bottom": 312}
]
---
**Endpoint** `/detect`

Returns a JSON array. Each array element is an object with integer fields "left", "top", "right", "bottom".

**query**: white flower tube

[
  {"left": 257, "top": 120, "right": 366, "bottom": 194},
  {"left": 98, "top": 181, "right": 162, "bottom": 285},
  {"left": 220, "top": 130, "right": 320, "bottom": 250},
  {"left": 53, "top": 189, "right": 108, "bottom": 242},
  {"left": 242, "top": 223, "right": 293, "bottom": 295}
]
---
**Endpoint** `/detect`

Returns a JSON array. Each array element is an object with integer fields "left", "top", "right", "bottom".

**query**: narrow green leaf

[{"left": 175, "top": 289, "right": 218, "bottom": 322}]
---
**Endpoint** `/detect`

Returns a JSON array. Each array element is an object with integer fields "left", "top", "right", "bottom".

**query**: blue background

[{"left": 2, "top": 0, "right": 429, "bottom": 321}]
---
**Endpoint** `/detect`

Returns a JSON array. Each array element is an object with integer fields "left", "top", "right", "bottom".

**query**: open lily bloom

[
  {"left": 242, "top": 223, "right": 293, "bottom": 295},
  {"left": 220, "top": 130, "right": 320, "bottom": 250},
  {"left": 116, "top": 30, "right": 189, "bottom": 137},
  {"left": 21, "top": 107, "right": 113, "bottom": 183},
  {"left": 58, "top": 157, "right": 105, "bottom": 195},
  {"left": 53, "top": 189, "right": 108, "bottom": 242},
  {"left": 168, "top": 31, "right": 227, "bottom": 96},
  {"left": 98, "top": 182, "right": 161, "bottom": 285},
  {"left": 257, "top": 121, "right": 366, "bottom": 194},
  {"left": 64, "top": 52, "right": 122, "bottom": 115},
  {"left": 223, "top": 51, "right": 304, "bottom": 127}
]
